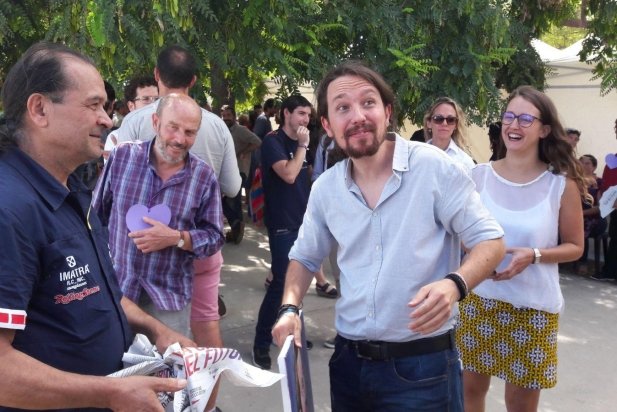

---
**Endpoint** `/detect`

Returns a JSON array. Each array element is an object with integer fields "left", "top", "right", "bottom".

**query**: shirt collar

[
  {"left": 427, "top": 138, "right": 462, "bottom": 156},
  {"left": 4, "top": 147, "right": 86, "bottom": 211}
]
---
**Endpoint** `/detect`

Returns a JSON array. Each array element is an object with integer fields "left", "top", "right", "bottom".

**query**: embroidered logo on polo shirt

[
  {"left": 0, "top": 308, "right": 27, "bottom": 330},
  {"left": 59, "top": 256, "right": 91, "bottom": 291},
  {"left": 54, "top": 286, "right": 101, "bottom": 305}
]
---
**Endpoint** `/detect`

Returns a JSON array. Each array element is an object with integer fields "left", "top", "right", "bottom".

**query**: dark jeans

[
  {"left": 329, "top": 336, "right": 463, "bottom": 412},
  {"left": 222, "top": 173, "right": 246, "bottom": 228},
  {"left": 254, "top": 228, "right": 299, "bottom": 349},
  {"left": 603, "top": 212, "right": 617, "bottom": 277}
]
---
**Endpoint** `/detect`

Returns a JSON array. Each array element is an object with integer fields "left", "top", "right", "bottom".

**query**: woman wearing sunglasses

[
  {"left": 423, "top": 96, "right": 475, "bottom": 171},
  {"left": 457, "top": 86, "right": 587, "bottom": 411}
]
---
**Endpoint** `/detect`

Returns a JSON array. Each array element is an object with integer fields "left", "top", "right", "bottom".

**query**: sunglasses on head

[
  {"left": 431, "top": 115, "right": 457, "bottom": 125},
  {"left": 501, "top": 111, "right": 541, "bottom": 128}
]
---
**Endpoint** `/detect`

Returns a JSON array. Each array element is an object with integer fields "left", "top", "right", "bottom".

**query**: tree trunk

[{"left": 210, "top": 61, "right": 234, "bottom": 114}]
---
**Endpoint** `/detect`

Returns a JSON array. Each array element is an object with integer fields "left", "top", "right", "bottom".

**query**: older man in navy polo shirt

[{"left": 0, "top": 42, "right": 193, "bottom": 411}]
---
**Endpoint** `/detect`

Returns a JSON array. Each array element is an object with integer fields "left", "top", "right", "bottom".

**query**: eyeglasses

[
  {"left": 431, "top": 115, "right": 457, "bottom": 125},
  {"left": 133, "top": 96, "right": 159, "bottom": 103},
  {"left": 502, "top": 111, "right": 541, "bottom": 128}
]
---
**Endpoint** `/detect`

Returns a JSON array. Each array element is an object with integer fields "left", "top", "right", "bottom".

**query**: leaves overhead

[{"left": 0, "top": 0, "right": 614, "bottom": 125}]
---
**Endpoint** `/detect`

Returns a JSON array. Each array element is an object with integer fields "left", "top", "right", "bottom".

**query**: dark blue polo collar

[{"left": 3, "top": 147, "right": 88, "bottom": 211}]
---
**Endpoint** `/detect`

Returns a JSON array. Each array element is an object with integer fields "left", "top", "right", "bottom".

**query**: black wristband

[
  {"left": 277, "top": 304, "right": 300, "bottom": 320},
  {"left": 445, "top": 272, "right": 468, "bottom": 301}
]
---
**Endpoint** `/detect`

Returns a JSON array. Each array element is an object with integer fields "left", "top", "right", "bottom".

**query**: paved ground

[{"left": 215, "top": 223, "right": 617, "bottom": 411}]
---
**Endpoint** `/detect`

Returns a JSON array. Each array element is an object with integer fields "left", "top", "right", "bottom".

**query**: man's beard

[
  {"left": 155, "top": 138, "right": 188, "bottom": 165},
  {"left": 343, "top": 124, "right": 384, "bottom": 159}
]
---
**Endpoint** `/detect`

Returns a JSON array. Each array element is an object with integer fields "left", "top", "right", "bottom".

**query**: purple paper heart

[
  {"left": 125, "top": 204, "right": 172, "bottom": 232},
  {"left": 606, "top": 154, "right": 617, "bottom": 170}
]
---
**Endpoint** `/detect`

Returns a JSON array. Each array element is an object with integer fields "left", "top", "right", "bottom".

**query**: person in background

[
  {"left": 93, "top": 93, "right": 224, "bottom": 338},
  {"left": 112, "top": 100, "right": 129, "bottom": 128},
  {"left": 424, "top": 96, "right": 475, "bottom": 171},
  {"left": 488, "top": 121, "right": 505, "bottom": 161},
  {"left": 253, "top": 103, "right": 263, "bottom": 118},
  {"left": 253, "top": 98, "right": 277, "bottom": 141},
  {"left": 220, "top": 104, "right": 261, "bottom": 244},
  {"left": 576, "top": 154, "right": 607, "bottom": 276},
  {"left": 592, "top": 118, "right": 617, "bottom": 282},
  {"left": 0, "top": 41, "right": 192, "bottom": 412},
  {"left": 114, "top": 45, "right": 240, "bottom": 412},
  {"left": 565, "top": 127, "right": 581, "bottom": 150},
  {"left": 410, "top": 128, "right": 425, "bottom": 142},
  {"left": 238, "top": 113, "right": 251, "bottom": 128},
  {"left": 125, "top": 76, "right": 159, "bottom": 112},
  {"left": 458, "top": 86, "right": 585, "bottom": 412},
  {"left": 103, "top": 75, "right": 159, "bottom": 160},
  {"left": 252, "top": 95, "right": 314, "bottom": 370},
  {"left": 272, "top": 61, "right": 505, "bottom": 411}
]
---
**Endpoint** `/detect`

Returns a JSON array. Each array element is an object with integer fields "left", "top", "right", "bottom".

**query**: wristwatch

[
  {"left": 299, "top": 144, "right": 309, "bottom": 151},
  {"left": 532, "top": 248, "right": 542, "bottom": 264},
  {"left": 177, "top": 231, "right": 185, "bottom": 249}
]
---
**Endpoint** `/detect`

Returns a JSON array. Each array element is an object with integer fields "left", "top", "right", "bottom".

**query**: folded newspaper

[
  {"left": 599, "top": 185, "right": 617, "bottom": 218},
  {"left": 108, "top": 334, "right": 283, "bottom": 412}
]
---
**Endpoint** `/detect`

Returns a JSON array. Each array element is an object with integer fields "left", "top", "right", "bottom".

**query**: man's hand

[
  {"left": 272, "top": 313, "right": 303, "bottom": 348},
  {"left": 296, "top": 126, "right": 310, "bottom": 147},
  {"left": 128, "top": 217, "right": 180, "bottom": 253},
  {"left": 408, "top": 279, "right": 458, "bottom": 335},
  {"left": 153, "top": 327, "right": 196, "bottom": 353},
  {"left": 106, "top": 376, "right": 187, "bottom": 412}
]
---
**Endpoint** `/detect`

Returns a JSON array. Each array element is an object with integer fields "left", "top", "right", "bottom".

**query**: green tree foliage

[
  {"left": 580, "top": 0, "right": 617, "bottom": 95},
  {"left": 0, "top": 0, "right": 610, "bottom": 126},
  {"left": 495, "top": 0, "right": 579, "bottom": 94}
]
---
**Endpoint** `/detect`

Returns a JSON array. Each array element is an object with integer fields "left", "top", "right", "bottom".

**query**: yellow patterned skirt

[{"left": 456, "top": 293, "right": 559, "bottom": 389}]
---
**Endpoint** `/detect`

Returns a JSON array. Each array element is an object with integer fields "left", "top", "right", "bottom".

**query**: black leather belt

[{"left": 342, "top": 330, "right": 455, "bottom": 361}]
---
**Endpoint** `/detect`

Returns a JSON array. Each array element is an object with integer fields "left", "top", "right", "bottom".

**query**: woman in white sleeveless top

[{"left": 457, "top": 86, "right": 588, "bottom": 412}]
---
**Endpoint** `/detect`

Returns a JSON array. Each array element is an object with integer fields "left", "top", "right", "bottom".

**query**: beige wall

[{"left": 543, "top": 61, "right": 617, "bottom": 171}]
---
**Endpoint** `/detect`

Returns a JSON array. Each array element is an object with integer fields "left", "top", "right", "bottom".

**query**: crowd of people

[{"left": 0, "top": 41, "right": 616, "bottom": 412}]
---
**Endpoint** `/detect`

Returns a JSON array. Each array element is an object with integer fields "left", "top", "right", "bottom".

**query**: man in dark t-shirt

[{"left": 252, "top": 95, "right": 313, "bottom": 370}]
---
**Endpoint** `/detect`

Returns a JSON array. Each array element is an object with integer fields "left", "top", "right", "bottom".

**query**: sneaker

[
  {"left": 306, "top": 340, "right": 313, "bottom": 350},
  {"left": 252, "top": 347, "right": 271, "bottom": 370},
  {"left": 323, "top": 337, "right": 336, "bottom": 349},
  {"left": 218, "top": 295, "right": 227, "bottom": 318},
  {"left": 315, "top": 282, "right": 338, "bottom": 298},
  {"left": 591, "top": 273, "right": 615, "bottom": 282}
]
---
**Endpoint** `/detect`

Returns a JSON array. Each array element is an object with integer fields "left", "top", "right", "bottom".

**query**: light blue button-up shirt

[{"left": 289, "top": 134, "right": 503, "bottom": 342}]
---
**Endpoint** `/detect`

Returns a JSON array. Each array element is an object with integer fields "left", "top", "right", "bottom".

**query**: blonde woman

[{"left": 424, "top": 96, "right": 475, "bottom": 171}]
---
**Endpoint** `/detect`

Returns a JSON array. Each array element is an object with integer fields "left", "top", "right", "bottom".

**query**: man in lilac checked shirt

[{"left": 92, "top": 94, "right": 225, "bottom": 338}]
